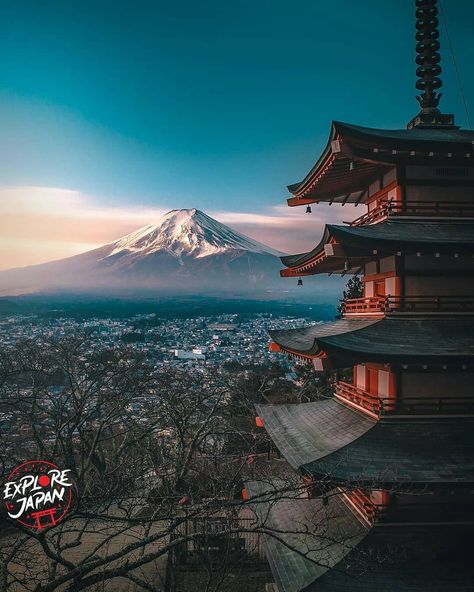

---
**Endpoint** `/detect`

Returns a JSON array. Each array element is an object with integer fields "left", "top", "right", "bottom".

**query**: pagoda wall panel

[
  {"left": 354, "top": 363, "right": 396, "bottom": 400},
  {"left": 406, "top": 165, "right": 474, "bottom": 182},
  {"left": 368, "top": 168, "right": 397, "bottom": 198},
  {"left": 364, "top": 257, "right": 396, "bottom": 276},
  {"left": 365, "top": 261, "right": 378, "bottom": 275},
  {"left": 355, "top": 364, "right": 366, "bottom": 389},
  {"left": 405, "top": 254, "right": 474, "bottom": 272},
  {"left": 406, "top": 184, "right": 474, "bottom": 203},
  {"left": 404, "top": 275, "right": 474, "bottom": 296},
  {"left": 400, "top": 372, "right": 474, "bottom": 399},
  {"left": 380, "top": 256, "right": 397, "bottom": 273},
  {"left": 365, "top": 282, "right": 374, "bottom": 297}
]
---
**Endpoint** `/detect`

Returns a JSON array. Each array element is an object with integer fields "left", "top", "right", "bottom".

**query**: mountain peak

[
  {"left": 0, "top": 207, "right": 287, "bottom": 296},
  {"left": 107, "top": 208, "right": 282, "bottom": 260}
]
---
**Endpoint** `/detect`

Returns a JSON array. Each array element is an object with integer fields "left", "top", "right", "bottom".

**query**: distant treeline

[{"left": 0, "top": 294, "right": 338, "bottom": 321}]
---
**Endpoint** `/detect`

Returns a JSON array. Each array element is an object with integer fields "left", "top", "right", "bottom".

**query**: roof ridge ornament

[{"left": 407, "top": 0, "right": 457, "bottom": 129}]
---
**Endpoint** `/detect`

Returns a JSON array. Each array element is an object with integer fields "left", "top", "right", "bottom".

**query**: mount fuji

[{"left": 0, "top": 209, "right": 287, "bottom": 296}]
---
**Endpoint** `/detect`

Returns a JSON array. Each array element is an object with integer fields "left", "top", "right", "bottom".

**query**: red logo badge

[{"left": 3, "top": 460, "right": 74, "bottom": 530}]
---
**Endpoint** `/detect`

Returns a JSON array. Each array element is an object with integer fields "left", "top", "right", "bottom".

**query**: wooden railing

[
  {"left": 349, "top": 199, "right": 474, "bottom": 226},
  {"left": 385, "top": 295, "right": 474, "bottom": 313},
  {"left": 343, "top": 489, "right": 385, "bottom": 526},
  {"left": 335, "top": 381, "right": 474, "bottom": 417},
  {"left": 348, "top": 201, "right": 391, "bottom": 226},
  {"left": 341, "top": 296, "right": 386, "bottom": 316},
  {"left": 335, "top": 381, "right": 384, "bottom": 415},
  {"left": 341, "top": 295, "right": 474, "bottom": 317},
  {"left": 344, "top": 489, "right": 474, "bottom": 524}
]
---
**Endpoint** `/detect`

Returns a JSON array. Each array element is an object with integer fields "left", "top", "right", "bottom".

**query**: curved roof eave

[
  {"left": 280, "top": 221, "right": 474, "bottom": 274},
  {"left": 270, "top": 318, "right": 474, "bottom": 361},
  {"left": 286, "top": 120, "right": 474, "bottom": 204},
  {"left": 269, "top": 319, "right": 378, "bottom": 357},
  {"left": 256, "top": 399, "right": 474, "bottom": 485},
  {"left": 280, "top": 226, "right": 332, "bottom": 267}
]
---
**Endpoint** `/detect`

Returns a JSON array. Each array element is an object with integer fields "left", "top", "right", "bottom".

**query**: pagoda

[{"left": 247, "top": 1, "right": 474, "bottom": 590}]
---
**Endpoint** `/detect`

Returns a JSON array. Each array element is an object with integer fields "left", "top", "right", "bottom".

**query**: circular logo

[{"left": 3, "top": 460, "right": 74, "bottom": 530}]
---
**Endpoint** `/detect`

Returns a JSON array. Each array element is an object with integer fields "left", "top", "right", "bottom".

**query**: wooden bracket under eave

[{"left": 287, "top": 196, "right": 319, "bottom": 207}]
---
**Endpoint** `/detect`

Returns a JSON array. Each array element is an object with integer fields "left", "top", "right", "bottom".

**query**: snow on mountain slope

[
  {"left": 0, "top": 209, "right": 285, "bottom": 296},
  {"left": 106, "top": 209, "right": 282, "bottom": 259}
]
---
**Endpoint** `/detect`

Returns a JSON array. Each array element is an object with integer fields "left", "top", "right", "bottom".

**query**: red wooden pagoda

[{"left": 249, "top": 1, "right": 474, "bottom": 590}]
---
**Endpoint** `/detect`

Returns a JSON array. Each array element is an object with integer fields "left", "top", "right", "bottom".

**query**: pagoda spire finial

[
  {"left": 407, "top": 0, "right": 457, "bottom": 129},
  {"left": 415, "top": 0, "right": 442, "bottom": 110}
]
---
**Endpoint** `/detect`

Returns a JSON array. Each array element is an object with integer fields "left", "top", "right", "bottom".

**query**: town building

[{"left": 250, "top": 1, "right": 474, "bottom": 590}]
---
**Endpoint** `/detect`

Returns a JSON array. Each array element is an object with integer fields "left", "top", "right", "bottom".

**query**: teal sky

[{"left": 0, "top": 0, "right": 473, "bottom": 269}]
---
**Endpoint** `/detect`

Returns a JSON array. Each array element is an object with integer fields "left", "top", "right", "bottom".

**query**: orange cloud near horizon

[{"left": 0, "top": 186, "right": 347, "bottom": 271}]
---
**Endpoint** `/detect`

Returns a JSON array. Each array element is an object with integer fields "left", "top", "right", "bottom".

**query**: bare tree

[{"left": 0, "top": 337, "right": 388, "bottom": 592}]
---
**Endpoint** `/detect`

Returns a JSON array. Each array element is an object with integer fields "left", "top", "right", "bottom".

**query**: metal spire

[
  {"left": 415, "top": 0, "right": 442, "bottom": 111},
  {"left": 407, "top": 0, "right": 456, "bottom": 129}
]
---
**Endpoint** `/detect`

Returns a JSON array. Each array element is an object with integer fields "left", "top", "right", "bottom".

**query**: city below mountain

[{"left": 0, "top": 209, "right": 292, "bottom": 297}]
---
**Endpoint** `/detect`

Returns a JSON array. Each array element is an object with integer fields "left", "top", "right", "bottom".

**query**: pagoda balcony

[
  {"left": 341, "top": 295, "right": 474, "bottom": 318},
  {"left": 342, "top": 489, "right": 386, "bottom": 526},
  {"left": 335, "top": 380, "right": 474, "bottom": 418},
  {"left": 335, "top": 381, "right": 384, "bottom": 417},
  {"left": 342, "top": 488, "right": 474, "bottom": 526},
  {"left": 348, "top": 199, "right": 474, "bottom": 227}
]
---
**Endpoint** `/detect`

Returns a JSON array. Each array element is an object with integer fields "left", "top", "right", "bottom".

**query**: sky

[{"left": 0, "top": 0, "right": 473, "bottom": 270}]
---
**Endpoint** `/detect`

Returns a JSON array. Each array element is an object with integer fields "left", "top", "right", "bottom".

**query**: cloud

[
  {"left": 211, "top": 204, "right": 347, "bottom": 255},
  {"left": 0, "top": 186, "right": 351, "bottom": 270},
  {"left": 0, "top": 187, "right": 167, "bottom": 269}
]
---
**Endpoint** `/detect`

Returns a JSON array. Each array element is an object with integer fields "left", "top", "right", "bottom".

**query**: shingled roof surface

[
  {"left": 306, "top": 525, "right": 474, "bottom": 592},
  {"left": 280, "top": 221, "right": 474, "bottom": 269},
  {"left": 255, "top": 400, "right": 374, "bottom": 469},
  {"left": 246, "top": 479, "right": 474, "bottom": 592},
  {"left": 270, "top": 318, "right": 474, "bottom": 362},
  {"left": 288, "top": 121, "right": 474, "bottom": 201},
  {"left": 245, "top": 480, "right": 368, "bottom": 592},
  {"left": 269, "top": 319, "right": 377, "bottom": 355},
  {"left": 334, "top": 121, "right": 474, "bottom": 146},
  {"left": 256, "top": 399, "right": 474, "bottom": 484}
]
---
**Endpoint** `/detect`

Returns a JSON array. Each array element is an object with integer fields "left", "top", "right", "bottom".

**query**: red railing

[
  {"left": 341, "top": 295, "right": 474, "bottom": 317},
  {"left": 341, "top": 296, "right": 386, "bottom": 316},
  {"left": 349, "top": 199, "right": 474, "bottom": 227},
  {"left": 348, "top": 201, "right": 391, "bottom": 226},
  {"left": 344, "top": 490, "right": 474, "bottom": 524},
  {"left": 343, "top": 489, "right": 385, "bottom": 526},
  {"left": 335, "top": 381, "right": 474, "bottom": 416},
  {"left": 335, "top": 381, "right": 384, "bottom": 415}
]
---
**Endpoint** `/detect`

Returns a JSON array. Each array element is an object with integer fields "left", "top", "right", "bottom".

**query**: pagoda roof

[
  {"left": 307, "top": 553, "right": 474, "bottom": 592},
  {"left": 269, "top": 318, "right": 474, "bottom": 364},
  {"left": 246, "top": 478, "right": 474, "bottom": 592},
  {"left": 280, "top": 220, "right": 474, "bottom": 276},
  {"left": 245, "top": 480, "right": 368, "bottom": 592},
  {"left": 255, "top": 399, "right": 474, "bottom": 484},
  {"left": 288, "top": 121, "right": 474, "bottom": 206}
]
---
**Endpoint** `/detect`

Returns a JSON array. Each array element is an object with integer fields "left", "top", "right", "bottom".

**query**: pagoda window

[
  {"left": 363, "top": 269, "right": 400, "bottom": 301},
  {"left": 355, "top": 363, "right": 396, "bottom": 402},
  {"left": 335, "top": 364, "right": 397, "bottom": 416}
]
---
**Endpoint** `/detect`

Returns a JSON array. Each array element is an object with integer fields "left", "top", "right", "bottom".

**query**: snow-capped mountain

[
  {"left": 0, "top": 209, "right": 285, "bottom": 296},
  {"left": 106, "top": 208, "right": 282, "bottom": 260}
]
